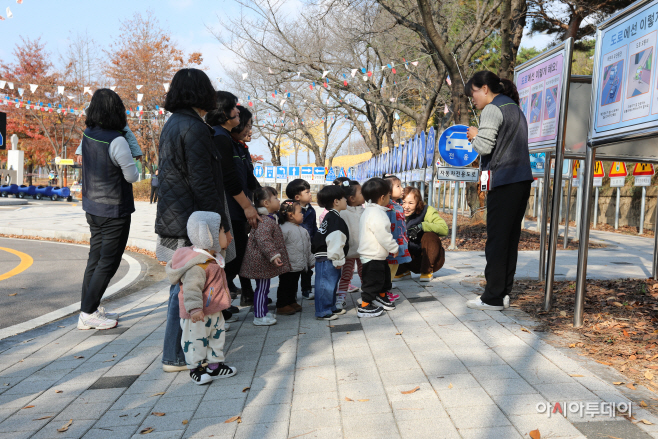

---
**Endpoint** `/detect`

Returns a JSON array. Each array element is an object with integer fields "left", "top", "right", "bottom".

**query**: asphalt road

[{"left": 0, "top": 237, "right": 134, "bottom": 330}]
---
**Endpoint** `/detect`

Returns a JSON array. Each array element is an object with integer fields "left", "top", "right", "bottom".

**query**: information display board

[
  {"left": 591, "top": 0, "right": 658, "bottom": 143},
  {"left": 515, "top": 39, "right": 573, "bottom": 151}
]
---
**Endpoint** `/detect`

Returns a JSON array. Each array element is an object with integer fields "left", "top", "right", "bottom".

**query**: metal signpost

[
  {"left": 437, "top": 125, "right": 479, "bottom": 250},
  {"left": 609, "top": 162, "right": 628, "bottom": 229},
  {"left": 514, "top": 37, "right": 574, "bottom": 309},
  {"left": 575, "top": 0, "right": 658, "bottom": 327},
  {"left": 633, "top": 163, "right": 655, "bottom": 234}
]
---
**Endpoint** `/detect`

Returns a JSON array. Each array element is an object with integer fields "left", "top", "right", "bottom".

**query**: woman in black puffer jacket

[{"left": 155, "top": 68, "right": 234, "bottom": 373}]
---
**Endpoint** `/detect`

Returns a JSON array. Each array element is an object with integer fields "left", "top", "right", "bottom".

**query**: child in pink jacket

[{"left": 166, "top": 211, "right": 237, "bottom": 385}]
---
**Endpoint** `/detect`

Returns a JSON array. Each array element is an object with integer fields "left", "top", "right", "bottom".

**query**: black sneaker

[
  {"left": 373, "top": 295, "right": 396, "bottom": 311},
  {"left": 240, "top": 295, "right": 254, "bottom": 307},
  {"left": 227, "top": 305, "right": 239, "bottom": 314},
  {"left": 190, "top": 365, "right": 212, "bottom": 385},
  {"left": 206, "top": 363, "right": 237, "bottom": 380},
  {"left": 357, "top": 303, "right": 384, "bottom": 318}
]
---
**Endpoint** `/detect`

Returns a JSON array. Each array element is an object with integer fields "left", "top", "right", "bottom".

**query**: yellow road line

[{"left": 0, "top": 247, "right": 34, "bottom": 281}]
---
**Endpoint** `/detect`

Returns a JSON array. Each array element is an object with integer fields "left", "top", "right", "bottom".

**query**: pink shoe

[
  {"left": 347, "top": 284, "right": 361, "bottom": 293},
  {"left": 387, "top": 292, "right": 400, "bottom": 302}
]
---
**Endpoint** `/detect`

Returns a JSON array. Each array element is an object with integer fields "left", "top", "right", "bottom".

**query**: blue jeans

[
  {"left": 162, "top": 284, "right": 186, "bottom": 366},
  {"left": 314, "top": 260, "right": 341, "bottom": 318}
]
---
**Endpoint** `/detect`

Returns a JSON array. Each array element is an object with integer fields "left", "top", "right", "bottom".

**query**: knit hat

[{"left": 187, "top": 211, "right": 223, "bottom": 253}]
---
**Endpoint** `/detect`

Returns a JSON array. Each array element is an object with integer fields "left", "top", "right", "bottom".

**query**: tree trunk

[
  {"left": 566, "top": 14, "right": 584, "bottom": 40},
  {"left": 498, "top": 0, "right": 513, "bottom": 79},
  {"left": 25, "top": 164, "right": 33, "bottom": 186}
]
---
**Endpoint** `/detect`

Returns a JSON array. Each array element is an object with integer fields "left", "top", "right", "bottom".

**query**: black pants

[
  {"left": 277, "top": 271, "right": 302, "bottom": 308},
  {"left": 81, "top": 213, "right": 131, "bottom": 314},
  {"left": 150, "top": 186, "right": 158, "bottom": 203},
  {"left": 224, "top": 220, "right": 254, "bottom": 299},
  {"left": 301, "top": 268, "right": 313, "bottom": 292},
  {"left": 361, "top": 259, "right": 391, "bottom": 304},
  {"left": 480, "top": 181, "right": 531, "bottom": 307}
]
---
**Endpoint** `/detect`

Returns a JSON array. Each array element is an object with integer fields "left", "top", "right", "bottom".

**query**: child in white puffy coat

[{"left": 277, "top": 200, "right": 315, "bottom": 315}]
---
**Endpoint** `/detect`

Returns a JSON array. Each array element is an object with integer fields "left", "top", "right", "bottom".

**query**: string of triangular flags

[
  {"left": 0, "top": 94, "right": 166, "bottom": 117},
  {"left": 0, "top": 0, "right": 22, "bottom": 21},
  {"left": 0, "top": 79, "right": 171, "bottom": 102}
]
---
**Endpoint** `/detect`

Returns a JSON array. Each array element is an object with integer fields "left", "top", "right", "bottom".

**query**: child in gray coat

[
  {"left": 277, "top": 200, "right": 314, "bottom": 315},
  {"left": 165, "top": 211, "right": 237, "bottom": 385}
]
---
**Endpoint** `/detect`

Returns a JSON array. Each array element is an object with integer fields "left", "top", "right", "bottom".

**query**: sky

[{"left": 0, "top": 0, "right": 553, "bottom": 163}]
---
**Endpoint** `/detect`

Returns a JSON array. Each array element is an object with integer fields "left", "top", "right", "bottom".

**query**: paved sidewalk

[
  {"left": 0, "top": 201, "right": 158, "bottom": 251},
  {"left": 1, "top": 273, "right": 657, "bottom": 439}
]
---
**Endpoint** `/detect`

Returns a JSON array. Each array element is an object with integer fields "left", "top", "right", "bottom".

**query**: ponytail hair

[{"left": 464, "top": 71, "right": 519, "bottom": 106}]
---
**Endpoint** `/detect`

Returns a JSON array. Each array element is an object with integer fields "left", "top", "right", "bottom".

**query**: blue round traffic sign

[
  {"left": 418, "top": 132, "right": 426, "bottom": 168},
  {"left": 426, "top": 127, "right": 435, "bottom": 168},
  {"left": 438, "top": 125, "right": 478, "bottom": 167}
]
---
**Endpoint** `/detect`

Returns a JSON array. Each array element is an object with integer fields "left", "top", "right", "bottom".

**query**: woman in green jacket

[{"left": 396, "top": 187, "right": 448, "bottom": 282}]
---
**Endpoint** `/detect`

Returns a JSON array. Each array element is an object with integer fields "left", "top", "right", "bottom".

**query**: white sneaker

[
  {"left": 253, "top": 316, "right": 277, "bottom": 326},
  {"left": 77, "top": 311, "right": 118, "bottom": 330},
  {"left": 347, "top": 284, "right": 361, "bottom": 293},
  {"left": 97, "top": 306, "right": 118, "bottom": 319},
  {"left": 503, "top": 295, "right": 510, "bottom": 309},
  {"left": 466, "top": 298, "right": 504, "bottom": 311}
]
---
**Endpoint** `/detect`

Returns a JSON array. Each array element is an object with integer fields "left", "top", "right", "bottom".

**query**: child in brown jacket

[
  {"left": 240, "top": 186, "right": 292, "bottom": 326},
  {"left": 166, "top": 211, "right": 237, "bottom": 385}
]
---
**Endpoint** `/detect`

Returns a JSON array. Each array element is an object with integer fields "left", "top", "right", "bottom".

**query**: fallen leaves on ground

[
  {"left": 22, "top": 405, "right": 34, "bottom": 409},
  {"left": 73, "top": 356, "right": 84, "bottom": 359},
  {"left": 442, "top": 213, "right": 604, "bottom": 251},
  {"left": 57, "top": 419, "right": 73, "bottom": 432},
  {"left": 8, "top": 293, "right": 17, "bottom": 297},
  {"left": 529, "top": 429, "right": 541, "bottom": 439},
  {"left": 182, "top": 420, "right": 188, "bottom": 425},
  {"left": 151, "top": 412, "right": 165, "bottom": 417},
  {"left": 344, "top": 397, "right": 354, "bottom": 402},
  {"left": 511, "top": 278, "right": 658, "bottom": 399},
  {"left": 242, "top": 387, "right": 250, "bottom": 392},
  {"left": 225, "top": 416, "right": 242, "bottom": 424},
  {"left": 55, "top": 390, "right": 63, "bottom": 393},
  {"left": 401, "top": 386, "right": 420, "bottom": 394},
  {"left": 150, "top": 392, "right": 165, "bottom": 397},
  {"left": 140, "top": 427, "right": 154, "bottom": 434},
  {"left": 639, "top": 419, "right": 654, "bottom": 425},
  {"left": 0, "top": 233, "right": 159, "bottom": 261},
  {"left": 33, "top": 416, "right": 51, "bottom": 420}
]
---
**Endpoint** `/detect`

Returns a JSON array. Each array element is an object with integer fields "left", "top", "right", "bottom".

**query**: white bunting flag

[
  {"left": 29, "top": 84, "right": 38, "bottom": 93},
  {"left": 110, "top": 86, "right": 117, "bottom": 91},
  {"left": 137, "top": 93, "right": 144, "bottom": 102},
  {"left": 322, "top": 71, "right": 329, "bottom": 78},
  {"left": 7, "top": 82, "right": 13, "bottom": 89},
  {"left": 0, "top": 81, "right": 5, "bottom": 89},
  {"left": 269, "top": 67, "right": 273, "bottom": 74},
  {"left": 6, "top": 7, "right": 12, "bottom": 18},
  {"left": 362, "top": 75, "right": 368, "bottom": 82},
  {"left": 242, "top": 73, "right": 248, "bottom": 80},
  {"left": 411, "top": 61, "right": 419, "bottom": 66},
  {"left": 84, "top": 86, "right": 91, "bottom": 95},
  {"left": 163, "top": 83, "right": 170, "bottom": 92},
  {"left": 17, "top": 88, "right": 24, "bottom": 96},
  {"left": 280, "top": 99, "right": 286, "bottom": 107},
  {"left": 297, "top": 72, "right": 301, "bottom": 78},
  {"left": 57, "top": 86, "right": 65, "bottom": 95},
  {"left": 351, "top": 69, "right": 357, "bottom": 77},
  {"left": 444, "top": 104, "right": 449, "bottom": 114},
  {"left": 67, "top": 95, "right": 75, "bottom": 100},
  {"left": 136, "top": 84, "right": 143, "bottom": 90}
]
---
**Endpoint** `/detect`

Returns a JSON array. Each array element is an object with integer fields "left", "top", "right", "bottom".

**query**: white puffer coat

[
  {"left": 340, "top": 205, "right": 364, "bottom": 259},
  {"left": 280, "top": 221, "right": 315, "bottom": 272}
]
